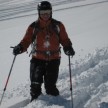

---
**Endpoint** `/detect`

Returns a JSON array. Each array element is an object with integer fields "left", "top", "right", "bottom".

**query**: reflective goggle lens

[{"left": 40, "top": 10, "right": 51, "bottom": 15}]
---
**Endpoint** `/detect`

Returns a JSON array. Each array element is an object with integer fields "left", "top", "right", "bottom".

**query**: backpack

[
  {"left": 31, "top": 18, "right": 61, "bottom": 43},
  {"left": 29, "top": 19, "right": 61, "bottom": 56}
]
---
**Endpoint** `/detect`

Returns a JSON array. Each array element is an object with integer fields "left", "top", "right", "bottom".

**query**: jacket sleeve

[
  {"left": 20, "top": 25, "right": 34, "bottom": 52},
  {"left": 59, "top": 22, "right": 72, "bottom": 47}
]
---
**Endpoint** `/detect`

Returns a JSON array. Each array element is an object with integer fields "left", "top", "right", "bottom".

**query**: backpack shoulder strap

[
  {"left": 52, "top": 18, "right": 61, "bottom": 25},
  {"left": 51, "top": 18, "right": 61, "bottom": 41},
  {"left": 30, "top": 20, "right": 40, "bottom": 43},
  {"left": 29, "top": 21, "right": 40, "bottom": 56}
]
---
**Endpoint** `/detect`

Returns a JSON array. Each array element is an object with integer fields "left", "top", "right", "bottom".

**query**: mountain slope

[{"left": 0, "top": 0, "right": 108, "bottom": 108}]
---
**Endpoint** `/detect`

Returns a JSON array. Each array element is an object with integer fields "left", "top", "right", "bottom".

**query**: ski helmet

[
  {"left": 37, "top": 1, "right": 52, "bottom": 19},
  {"left": 37, "top": 1, "right": 52, "bottom": 11}
]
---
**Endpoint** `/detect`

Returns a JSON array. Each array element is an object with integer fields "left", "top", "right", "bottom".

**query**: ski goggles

[{"left": 40, "top": 10, "right": 51, "bottom": 15}]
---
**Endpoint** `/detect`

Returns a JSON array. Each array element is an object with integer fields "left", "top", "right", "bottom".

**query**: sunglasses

[{"left": 40, "top": 10, "right": 51, "bottom": 15}]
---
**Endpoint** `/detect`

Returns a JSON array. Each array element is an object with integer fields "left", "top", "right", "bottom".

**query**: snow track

[{"left": 0, "top": 0, "right": 108, "bottom": 21}]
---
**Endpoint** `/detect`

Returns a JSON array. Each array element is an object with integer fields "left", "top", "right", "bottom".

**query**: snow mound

[{"left": 1, "top": 46, "right": 108, "bottom": 108}]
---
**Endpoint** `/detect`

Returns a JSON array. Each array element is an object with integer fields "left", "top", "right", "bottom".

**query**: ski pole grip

[{"left": 10, "top": 46, "right": 15, "bottom": 48}]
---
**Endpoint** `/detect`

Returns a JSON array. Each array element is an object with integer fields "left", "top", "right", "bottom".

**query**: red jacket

[{"left": 20, "top": 18, "right": 72, "bottom": 60}]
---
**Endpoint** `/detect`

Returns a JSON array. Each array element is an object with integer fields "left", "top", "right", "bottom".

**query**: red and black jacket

[{"left": 20, "top": 18, "right": 72, "bottom": 60}]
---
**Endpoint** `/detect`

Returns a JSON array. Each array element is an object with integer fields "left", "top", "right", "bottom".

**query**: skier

[{"left": 13, "top": 1, "right": 75, "bottom": 101}]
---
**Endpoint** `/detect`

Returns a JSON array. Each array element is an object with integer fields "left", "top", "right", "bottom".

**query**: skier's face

[{"left": 39, "top": 10, "right": 51, "bottom": 21}]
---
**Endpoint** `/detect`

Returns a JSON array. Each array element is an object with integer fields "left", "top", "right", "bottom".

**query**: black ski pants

[{"left": 30, "top": 58, "right": 60, "bottom": 94}]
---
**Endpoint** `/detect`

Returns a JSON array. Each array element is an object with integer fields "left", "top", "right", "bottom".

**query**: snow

[{"left": 0, "top": 0, "right": 108, "bottom": 108}]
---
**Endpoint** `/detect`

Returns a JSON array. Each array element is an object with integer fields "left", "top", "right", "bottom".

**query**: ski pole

[
  {"left": 68, "top": 55, "right": 74, "bottom": 108},
  {"left": 0, "top": 55, "right": 16, "bottom": 106}
]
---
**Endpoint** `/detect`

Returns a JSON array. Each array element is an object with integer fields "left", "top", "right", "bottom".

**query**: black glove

[
  {"left": 13, "top": 44, "right": 23, "bottom": 55},
  {"left": 63, "top": 46, "right": 75, "bottom": 56}
]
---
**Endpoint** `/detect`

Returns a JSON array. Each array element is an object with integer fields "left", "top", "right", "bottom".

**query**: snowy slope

[
  {"left": 0, "top": 0, "right": 108, "bottom": 108},
  {"left": 1, "top": 47, "right": 108, "bottom": 108}
]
